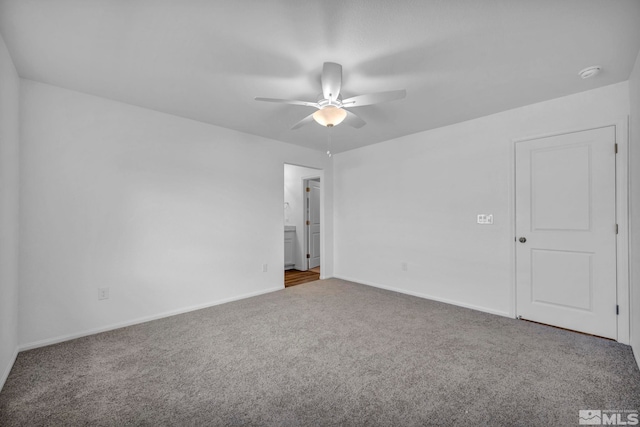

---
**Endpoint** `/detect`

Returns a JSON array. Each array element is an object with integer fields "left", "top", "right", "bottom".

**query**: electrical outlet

[
  {"left": 262, "top": 263, "right": 268, "bottom": 273},
  {"left": 401, "top": 262, "right": 408, "bottom": 272},
  {"left": 98, "top": 288, "right": 109, "bottom": 300}
]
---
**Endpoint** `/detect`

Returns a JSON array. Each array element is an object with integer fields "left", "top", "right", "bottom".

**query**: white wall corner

[{"left": 0, "top": 347, "right": 18, "bottom": 392}]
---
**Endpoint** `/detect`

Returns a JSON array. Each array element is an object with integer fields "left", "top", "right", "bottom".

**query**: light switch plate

[{"left": 477, "top": 214, "right": 493, "bottom": 225}]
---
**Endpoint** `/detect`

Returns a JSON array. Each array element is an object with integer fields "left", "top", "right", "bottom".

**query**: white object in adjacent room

[
  {"left": 515, "top": 126, "right": 617, "bottom": 339},
  {"left": 284, "top": 226, "right": 296, "bottom": 270}
]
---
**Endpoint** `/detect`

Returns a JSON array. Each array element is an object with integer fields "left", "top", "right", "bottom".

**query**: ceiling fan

[{"left": 255, "top": 62, "right": 406, "bottom": 130}]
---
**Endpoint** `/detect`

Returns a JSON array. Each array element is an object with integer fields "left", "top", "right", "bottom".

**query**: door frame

[
  {"left": 510, "top": 118, "right": 630, "bottom": 344},
  {"left": 303, "top": 177, "right": 321, "bottom": 271}
]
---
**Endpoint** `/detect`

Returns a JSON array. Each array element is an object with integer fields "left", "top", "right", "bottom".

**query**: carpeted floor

[{"left": 1, "top": 278, "right": 639, "bottom": 426}]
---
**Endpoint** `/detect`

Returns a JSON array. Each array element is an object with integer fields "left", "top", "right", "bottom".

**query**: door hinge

[
  {"left": 306, "top": 253, "right": 310, "bottom": 259},
  {"left": 616, "top": 224, "right": 619, "bottom": 234},
  {"left": 306, "top": 187, "right": 310, "bottom": 192},
  {"left": 615, "top": 143, "right": 618, "bottom": 154},
  {"left": 306, "top": 220, "right": 310, "bottom": 225},
  {"left": 616, "top": 305, "right": 619, "bottom": 315}
]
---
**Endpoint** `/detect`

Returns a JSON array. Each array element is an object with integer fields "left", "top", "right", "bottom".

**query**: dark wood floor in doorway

[{"left": 284, "top": 269, "right": 320, "bottom": 287}]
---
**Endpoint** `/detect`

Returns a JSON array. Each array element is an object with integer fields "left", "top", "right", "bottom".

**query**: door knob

[{"left": 519, "top": 237, "right": 527, "bottom": 243}]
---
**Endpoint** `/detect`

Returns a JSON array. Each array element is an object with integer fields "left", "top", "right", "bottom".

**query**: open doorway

[{"left": 284, "top": 164, "right": 322, "bottom": 287}]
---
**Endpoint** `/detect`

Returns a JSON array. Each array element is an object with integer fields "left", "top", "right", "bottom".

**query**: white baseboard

[
  {"left": 0, "top": 346, "right": 18, "bottom": 392},
  {"left": 19, "top": 286, "right": 283, "bottom": 352},
  {"left": 334, "top": 275, "right": 511, "bottom": 318}
]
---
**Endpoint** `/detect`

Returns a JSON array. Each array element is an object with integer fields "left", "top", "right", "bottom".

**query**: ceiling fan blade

[
  {"left": 291, "top": 113, "right": 316, "bottom": 130},
  {"left": 341, "top": 89, "right": 406, "bottom": 107},
  {"left": 255, "top": 97, "right": 319, "bottom": 108},
  {"left": 321, "top": 62, "right": 342, "bottom": 102},
  {"left": 342, "top": 109, "right": 366, "bottom": 128}
]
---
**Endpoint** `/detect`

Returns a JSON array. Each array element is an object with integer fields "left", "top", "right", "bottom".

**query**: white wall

[
  {"left": 18, "top": 80, "right": 333, "bottom": 348},
  {"left": 629, "top": 49, "right": 640, "bottom": 366},
  {"left": 334, "top": 83, "right": 630, "bottom": 320},
  {"left": 284, "top": 164, "right": 322, "bottom": 271},
  {"left": 0, "top": 33, "right": 20, "bottom": 389}
]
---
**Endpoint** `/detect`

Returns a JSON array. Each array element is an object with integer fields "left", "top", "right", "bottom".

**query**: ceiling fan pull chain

[{"left": 327, "top": 127, "right": 332, "bottom": 158}]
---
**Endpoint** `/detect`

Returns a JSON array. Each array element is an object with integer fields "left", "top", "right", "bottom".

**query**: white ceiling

[{"left": 1, "top": 0, "right": 639, "bottom": 153}]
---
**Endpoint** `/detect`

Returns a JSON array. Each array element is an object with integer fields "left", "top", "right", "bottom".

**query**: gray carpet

[{"left": 1, "top": 279, "right": 639, "bottom": 426}]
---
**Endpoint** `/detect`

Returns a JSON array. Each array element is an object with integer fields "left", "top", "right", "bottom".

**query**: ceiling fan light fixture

[
  {"left": 313, "top": 106, "right": 347, "bottom": 127},
  {"left": 255, "top": 62, "right": 405, "bottom": 130}
]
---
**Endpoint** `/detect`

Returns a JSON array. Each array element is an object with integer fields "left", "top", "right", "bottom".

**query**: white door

[
  {"left": 306, "top": 179, "right": 321, "bottom": 269},
  {"left": 515, "top": 126, "right": 617, "bottom": 339}
]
